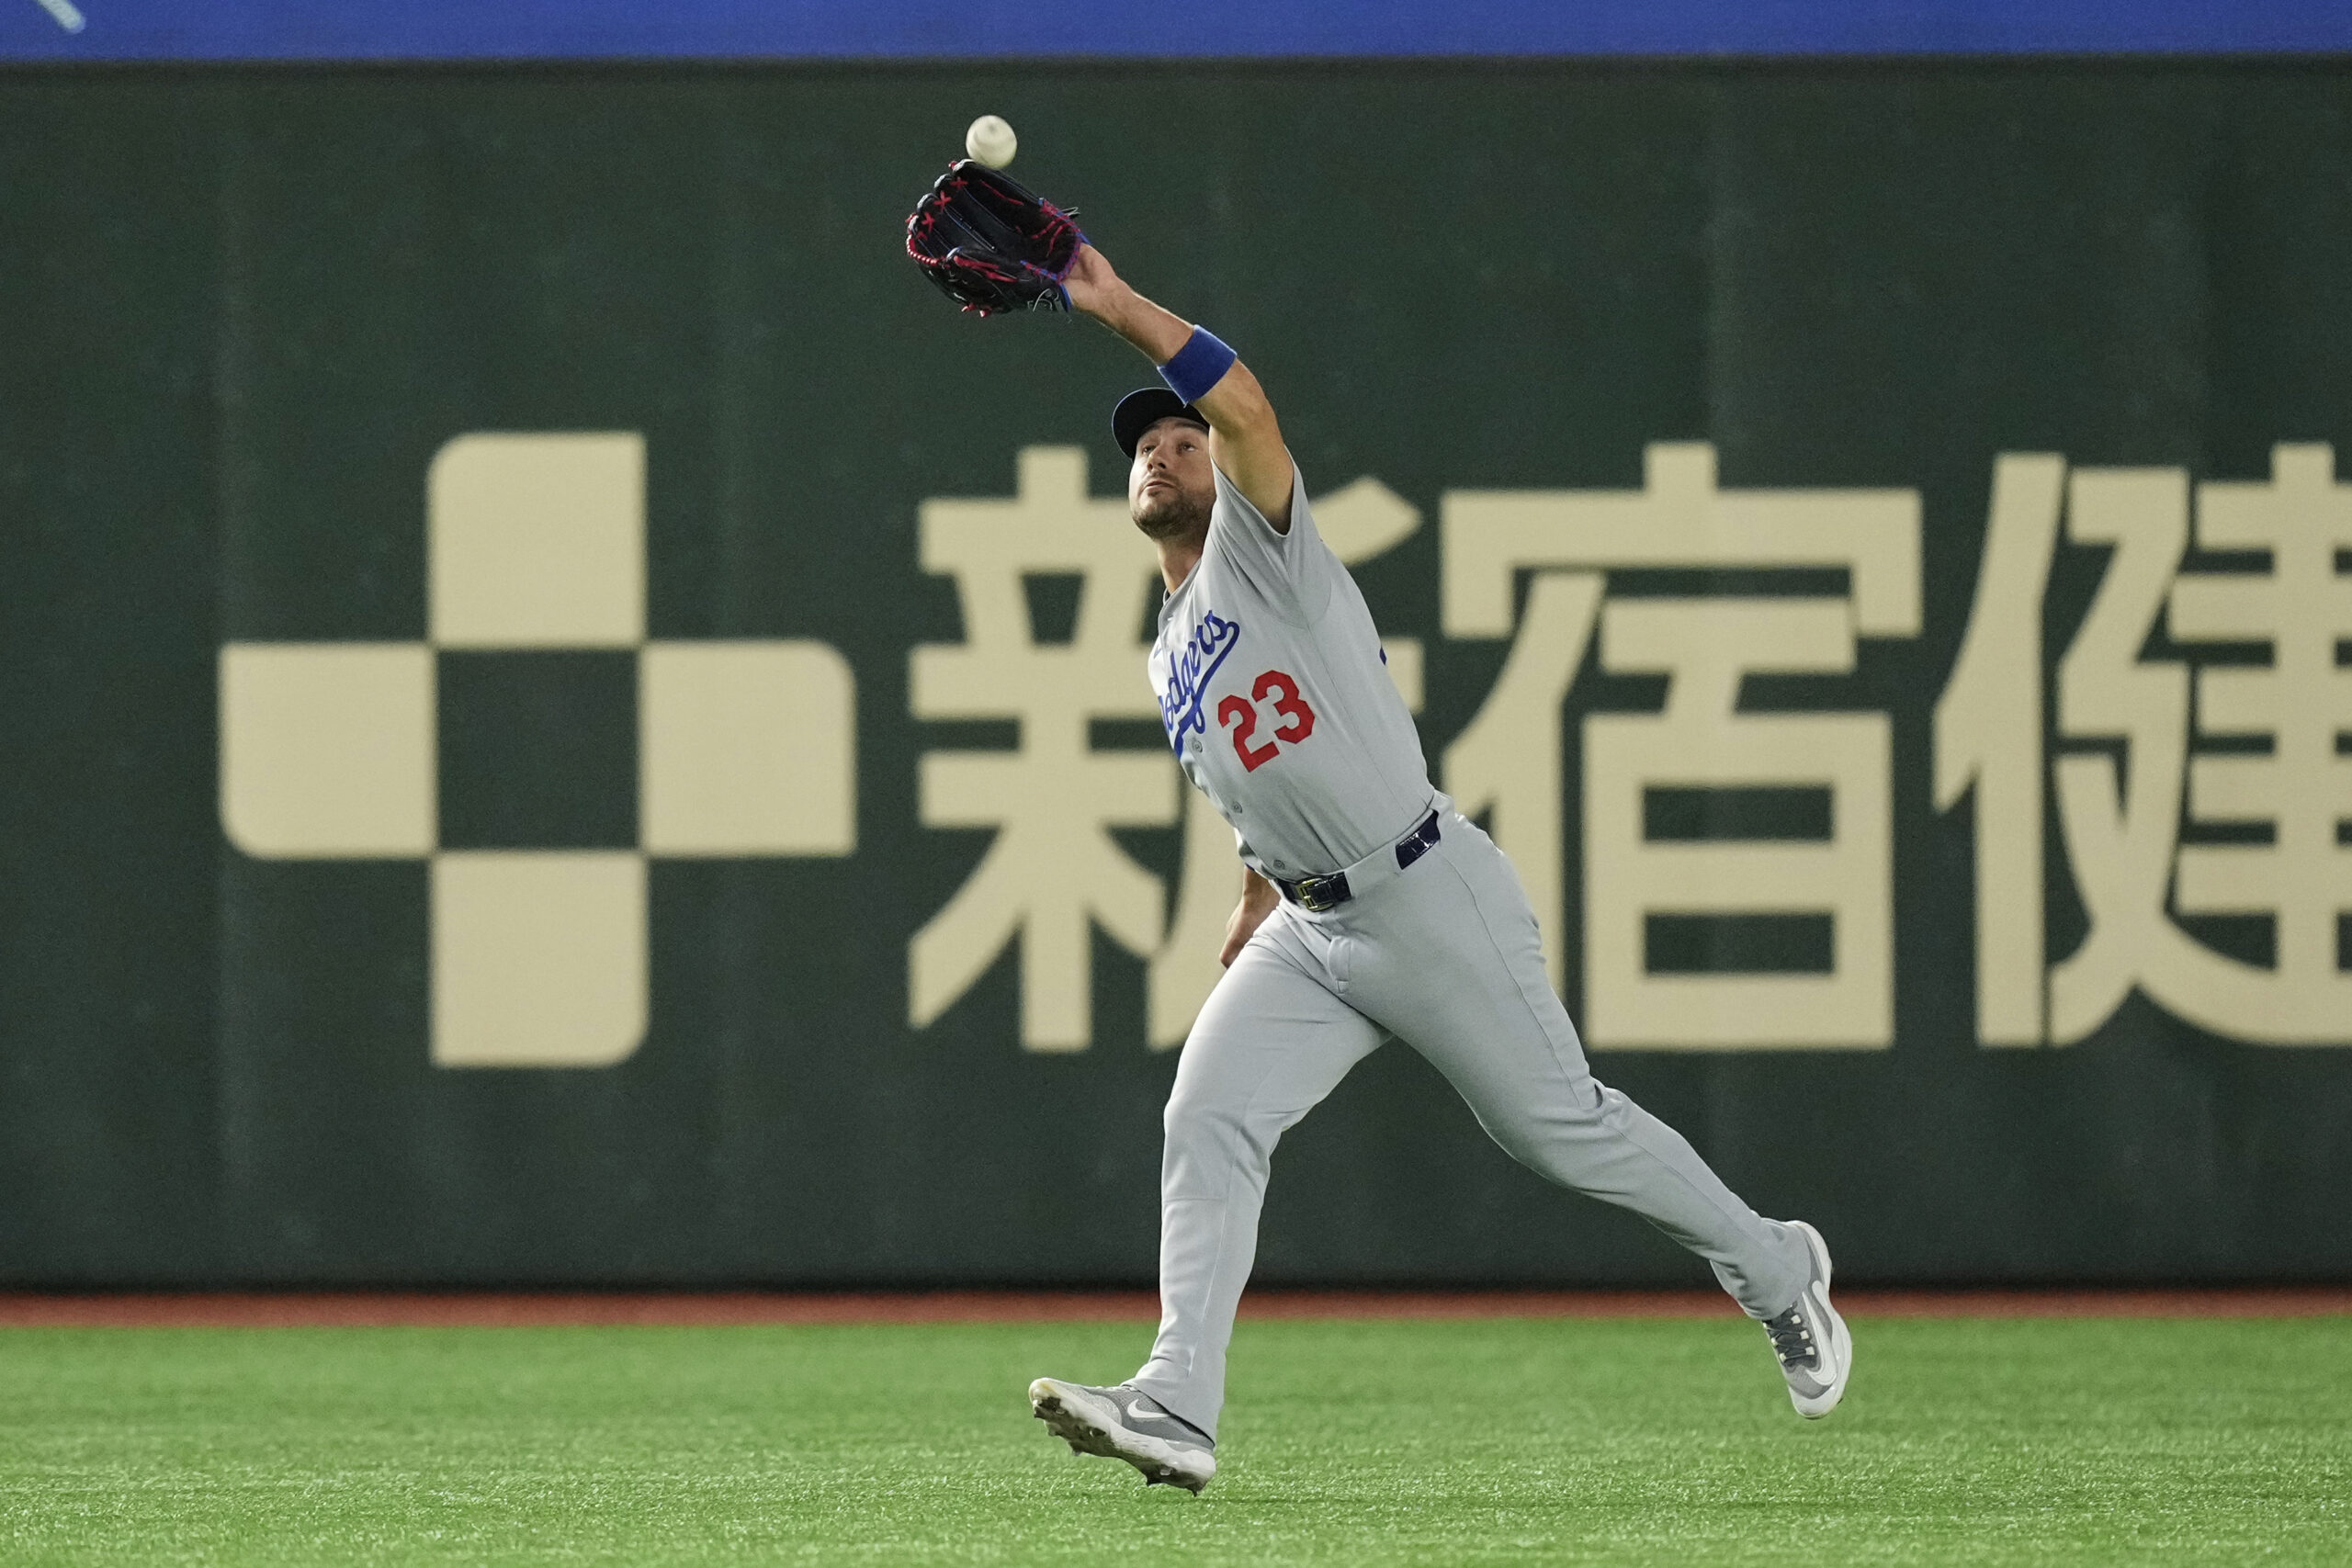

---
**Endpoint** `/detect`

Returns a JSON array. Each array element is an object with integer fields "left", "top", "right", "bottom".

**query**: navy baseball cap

[{"left": 1113, "top": 387, "right": 1209, "bottom": 458}]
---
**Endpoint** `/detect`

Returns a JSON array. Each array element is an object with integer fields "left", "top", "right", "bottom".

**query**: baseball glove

[{"left": 905, "top": 160, "right": 1087, "bottom": 317}]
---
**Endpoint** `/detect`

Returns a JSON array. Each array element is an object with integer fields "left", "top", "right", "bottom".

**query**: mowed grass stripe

[{"left": 0, "top": 1317, "right": 2344, "bottom": 1565}]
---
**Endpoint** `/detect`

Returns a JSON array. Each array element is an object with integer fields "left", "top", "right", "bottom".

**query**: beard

[{"left": 1131, "top": 484, "right": 1212, "bottom": 544}]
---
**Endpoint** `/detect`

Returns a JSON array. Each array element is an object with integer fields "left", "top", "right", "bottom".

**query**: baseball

[{"left": 966, "top": 114, "right": 1018, "bottom": 169}]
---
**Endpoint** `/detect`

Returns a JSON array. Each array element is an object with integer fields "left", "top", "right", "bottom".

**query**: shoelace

[{"left": 1763, "top": 1301, "right": 1819, "bottom": 1371}]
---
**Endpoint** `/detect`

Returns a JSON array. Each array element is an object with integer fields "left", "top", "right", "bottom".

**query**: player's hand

[
  {"left": 1219, "top": 872, "right": 1282, "bottom": 967},
  {"left": 1060, "top": 243, "right": 1125, "bottom": 321}
]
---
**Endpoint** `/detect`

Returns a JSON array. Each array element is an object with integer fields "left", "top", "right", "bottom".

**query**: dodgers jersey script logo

[{"left": 1148, "top": 465, "right": 1434, "bottom": 881}]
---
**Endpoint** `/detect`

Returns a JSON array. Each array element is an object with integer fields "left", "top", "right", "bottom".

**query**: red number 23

[{"left": 1216, "top": 670, "right": 1317, "bottom": 773}]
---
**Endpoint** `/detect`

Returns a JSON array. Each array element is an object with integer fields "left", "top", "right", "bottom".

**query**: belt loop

[{"left": 1393, "top": 807, "right": 1442, "bottom": 873}]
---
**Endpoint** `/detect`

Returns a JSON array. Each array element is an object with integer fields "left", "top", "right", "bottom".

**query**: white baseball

[{"left": 966, "top": 115, "right": 1018, "bottom": 169}]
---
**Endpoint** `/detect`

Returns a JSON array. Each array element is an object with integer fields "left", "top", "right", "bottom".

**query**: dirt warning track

[{"left": 0, "top": 1286, "right": 2344, "bottom": 1328}]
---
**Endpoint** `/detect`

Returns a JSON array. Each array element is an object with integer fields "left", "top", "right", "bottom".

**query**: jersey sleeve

[{"left": 1206, "top": 461, "right": 1340, "bottom": 627}]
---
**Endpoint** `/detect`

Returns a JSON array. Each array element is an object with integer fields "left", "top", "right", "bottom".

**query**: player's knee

[
  {"left": 1162, "top": 1086, "right": 1238, "bottom": 1145},
  {"left": 1476, "top": 1115, "right": 1548, "bottom": 1172},
  {"left": 1475, "top": 1095, "right": 1613, "bottom": 1179},
  {"left": 1162, "top": 1083, "right": 1262, "bottom": 1165}
]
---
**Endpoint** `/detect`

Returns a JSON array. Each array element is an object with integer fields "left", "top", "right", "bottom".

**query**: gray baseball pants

[{"left": 1128, "top": 806, "right": 1811, "bottom": 1440}]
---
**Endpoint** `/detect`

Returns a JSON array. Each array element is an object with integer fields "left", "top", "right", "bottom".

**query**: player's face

[{"left": 1129, "top": 418, "right": 1215, "bottom": 544}]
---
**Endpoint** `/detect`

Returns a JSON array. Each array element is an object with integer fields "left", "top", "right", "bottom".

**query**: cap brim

[{"left": 1113, "top": 387, "right": 1210, "bottom": 458}]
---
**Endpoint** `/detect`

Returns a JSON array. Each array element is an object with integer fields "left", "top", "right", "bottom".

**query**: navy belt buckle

[
  {"left": 1293, "top": 872, "right": 1350, "bottom": 912},
  {"left": 1280, "top": 811, "right": 1439, "bottom": 912}
]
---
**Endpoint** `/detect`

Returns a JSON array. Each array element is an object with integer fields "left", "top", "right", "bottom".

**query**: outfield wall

[{"left": 4, "top": 60, "right": 2351, "bottom": 1286}]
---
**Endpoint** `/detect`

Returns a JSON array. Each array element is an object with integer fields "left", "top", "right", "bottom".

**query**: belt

[{"left": 1273, "top": 808, "right": 1442, "bottom": 914}]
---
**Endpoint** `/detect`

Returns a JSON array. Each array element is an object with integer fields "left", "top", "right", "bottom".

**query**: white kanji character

[
  {"left": 1941, "top": 444, "right": 2352, "bottom": 1049},
  {"left": 2158, "top": 444, "right": 2352, "bottom": 1042},
  {"left": 1441, "top": 443, "right": 1919, "bottom": 1049},
  {"left": 908, "top": 447, "right": 1176, "bottom": 1051}
]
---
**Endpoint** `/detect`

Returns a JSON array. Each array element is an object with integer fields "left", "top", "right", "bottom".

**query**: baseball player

[{"left": 1009, "top": 241, "right": 1851, "bottom": 1493}]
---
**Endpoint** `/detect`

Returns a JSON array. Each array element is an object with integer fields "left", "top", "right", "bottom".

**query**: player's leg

[
  {"left": 1343, "top": 813, "right": 1848, "bottom": 1412},
  {"left": 1125, "top": 913, "right": 1384, "bottom": 1440}
]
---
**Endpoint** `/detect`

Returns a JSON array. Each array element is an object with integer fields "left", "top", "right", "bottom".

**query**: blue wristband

[{"left": 1159, "top": 328, "right": 1238, "bottom": 405}]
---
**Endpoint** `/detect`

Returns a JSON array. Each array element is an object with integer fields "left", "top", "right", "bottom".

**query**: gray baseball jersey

[{"left": 1148, "top": 464, "right": 1431, "bottom": 881}]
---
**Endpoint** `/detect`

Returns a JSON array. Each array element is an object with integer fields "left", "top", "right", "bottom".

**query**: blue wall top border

[{"left": 3, "top": 1, "right": 2346, "bottom": 63}]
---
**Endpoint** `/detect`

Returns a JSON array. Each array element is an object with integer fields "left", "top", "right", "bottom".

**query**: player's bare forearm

[
  {"left": 1064, "top": 245, "right": 1187, "bottom": 356},
  {"left": 1066, "top": 244, "right": 1295, "bottom": 528},
  {"left": 1220, "top": 866, "right": 1281, "bottom": 967}
]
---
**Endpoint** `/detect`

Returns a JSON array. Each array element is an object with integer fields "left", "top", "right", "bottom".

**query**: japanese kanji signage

[
  {"left": 1941, "top": 445, "right": 2352, "bottom": 1046},
  {"left": 909, "top": 441, "right": 2352, "bottom": 1055},
  {"left": 211, "top": 434, "right": 2352, "bottom": 1069}
]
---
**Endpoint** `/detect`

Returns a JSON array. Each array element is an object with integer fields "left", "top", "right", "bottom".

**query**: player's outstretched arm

[{"left": 1065, "top": 244, "right": 1295, "bottom": 532}]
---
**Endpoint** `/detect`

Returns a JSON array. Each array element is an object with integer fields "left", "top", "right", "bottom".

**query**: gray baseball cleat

[
  {"left": 1762, "top": 1219, "right": 1852, "bottom": 1418},
  {"left": 1028, "top": 1377, "right": 1217, "bottom": 1494}
]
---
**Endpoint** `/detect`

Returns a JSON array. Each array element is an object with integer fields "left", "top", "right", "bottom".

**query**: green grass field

[{"left": 1, "top": 1314, "right": 2345, "bottom": 1565}]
